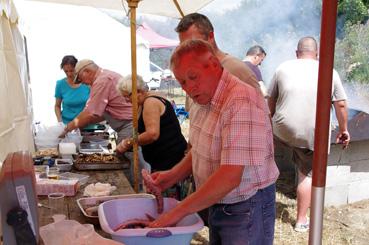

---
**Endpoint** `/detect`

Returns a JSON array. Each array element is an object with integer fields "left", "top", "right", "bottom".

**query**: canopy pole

[
  {"left": 127, "top": 0, "right": 140, "bottom": 193},
  {"left": 172, "top": 0, "right": 185, "bottom": 18},
  {"left": 309, "top": 0, "right": 338, "bottom": 244}
]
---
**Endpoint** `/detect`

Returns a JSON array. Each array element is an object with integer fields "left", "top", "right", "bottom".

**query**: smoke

[
  {"left": 141, "top": 0, "right": 322, "bottom": 82},
  {"left": 120, "top": 0, "right": 368, "bottom": 113},
  {"left": 201, "top": 0, "right": 368, "bottom": 113},
  {"left": 343, "top": 83, "right": 369, "bottom": 114},
  {"left": 201, "top": 0, "right": 322, "bottom": 83}
]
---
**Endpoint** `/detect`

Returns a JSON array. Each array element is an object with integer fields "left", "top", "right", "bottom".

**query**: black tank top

[{"left": 138, "top": 96, "right": 187, "bottom": 171}]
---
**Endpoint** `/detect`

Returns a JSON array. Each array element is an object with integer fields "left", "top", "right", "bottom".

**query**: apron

[{"left": 103, "top": 112, "right": 132, "bottom": 144}]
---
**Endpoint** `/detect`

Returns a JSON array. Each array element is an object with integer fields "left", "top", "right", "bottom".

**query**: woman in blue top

[{"left": 54, "top": 55, "right": 90, "bottom": 124}]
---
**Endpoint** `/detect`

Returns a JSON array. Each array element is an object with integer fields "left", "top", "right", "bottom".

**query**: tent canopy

[
  {"left": 22, "top": 0, "right": 215, "bottom": 18},
  {"left": 137, "top": 22, "right": 179, "bottom": 49},
  {"left": 15, "top": 0, "right": 151, "bottom": 124},
  {"left": 0, "top": 0, "right": 34, "bottom": 162}
]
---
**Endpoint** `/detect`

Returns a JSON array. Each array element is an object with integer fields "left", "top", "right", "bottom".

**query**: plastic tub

[
  {"left": 59, "top": 172, "right": 89, "bottom": 185},
  {"left": 55, "top": 159, "right": 73, "bottom": 171},
  {"left": 59, "top": 142, "right": 77, "bottom": 155},
  {"left": 99, "top": 197, "right": 204, "bottom": 245}
]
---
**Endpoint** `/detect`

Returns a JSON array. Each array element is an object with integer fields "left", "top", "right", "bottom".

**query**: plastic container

[
  {"left": 55, "top": 159, "right": 73, "bottom": 171},
  {"left": 59, "top": 172, "right": 89, "bottom": 185},
  {"left": 47, "top": 167, "right": 60, "bottom": 180},
  {"left": 89, "top": 139, "right": 110, "bottom": 147},
  {"left": 62, "top": 135, "right": 83, "bottom": 149},
  {"left": 39, "top": 217, "right": 122, "bottom": 245},
  {"left": 34, "top": 165, "right": 49, "bottom": 174},
  {"left": 99, "top": 197, "right": 204, "bottom": 245},
  {"left": 76, "top": 194, "right": 154, "bottom": 224},
  {"left": 59, "top": 143, "right": 77, "bottom": 155},
  {"left": 37, "top": 172, "right": 69, "bottom": 181}
]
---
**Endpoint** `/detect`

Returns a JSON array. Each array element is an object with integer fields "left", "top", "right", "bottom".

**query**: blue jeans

[{"left": 208, "top": 183, "right": 276, "bottom": 245}]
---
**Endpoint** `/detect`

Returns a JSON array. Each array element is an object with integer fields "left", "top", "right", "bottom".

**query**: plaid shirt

[{"left": 189, "top": 70, "right": 279, "bottom": 204}]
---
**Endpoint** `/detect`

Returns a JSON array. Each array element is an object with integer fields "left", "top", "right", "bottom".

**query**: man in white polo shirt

[{"left": 268, "top": 36, "right": 350, "bottom": 232}]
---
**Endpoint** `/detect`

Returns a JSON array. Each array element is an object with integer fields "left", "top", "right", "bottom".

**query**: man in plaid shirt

[{"left": 149, "top": 39, "right": 279, "bottom": 245}]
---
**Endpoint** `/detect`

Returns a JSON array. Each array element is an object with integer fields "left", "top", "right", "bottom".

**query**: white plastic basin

[{"left": 98, "top": 197, "right": 204, "bottom": 245}]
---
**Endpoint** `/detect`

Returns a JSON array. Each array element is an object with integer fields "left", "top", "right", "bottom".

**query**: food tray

[
  {"left": 74, "top": 162, "right": 126, "bottom": 170},
  {"left": 73, "top": 153, "right": 127, "bottom": 170},
  {"left": 79, "top": 142, "right": 110, "bottom": 154},
  {"left": 81, "top": 132, "right": 109, "bottom": 143},
  {"left": 76, "top": 194, "right": 155, "bottom": 224},
  {"left": 77, "top": 194, "right": 155, "bottom": 218},
  {"left": 33, "top": 148, "right": 59, "bottom": 158},
  {"left": 79, "top": 143, "right": 104, "bottom": 154}
]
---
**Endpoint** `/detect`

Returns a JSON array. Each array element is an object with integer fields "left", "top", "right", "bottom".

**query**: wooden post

[{"left": 127, "top": 0, "right": 141, "bottom": 193}]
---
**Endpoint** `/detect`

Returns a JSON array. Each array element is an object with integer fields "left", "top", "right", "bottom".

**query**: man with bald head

[{"left": 268, "top": 36, "right": 350, "bottom": 232}]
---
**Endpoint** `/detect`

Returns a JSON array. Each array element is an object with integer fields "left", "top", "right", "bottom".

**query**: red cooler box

[{"left": 0, "top": 151, "right": 40, "bottom": 244}]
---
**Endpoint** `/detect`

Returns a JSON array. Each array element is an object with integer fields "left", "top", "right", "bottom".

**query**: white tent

[
  {"left": 0, "top": 0, "right": 34, "bottom": 162},
  {"left": 15, "top": 0, "right": 150, "bottom": 124},
  {"left": 21, "top": 0, "right": 215, "bottom": 18}
]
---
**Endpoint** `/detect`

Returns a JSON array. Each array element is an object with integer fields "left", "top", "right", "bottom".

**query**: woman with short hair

[
  {"left": 116, "top": 75, "right": 187, "bottom": 172},
  {"left": 54, "top": 55, "right": 90, "bottom": 124}
]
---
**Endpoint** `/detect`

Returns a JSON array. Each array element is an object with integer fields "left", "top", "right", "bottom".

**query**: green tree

[
  {"left": 340, "top": 0, "right": 369, "bottom": 8},
  {"left": 338, "top": 0, "right": 368, "bottom": 25},
  {"left": 335, "top": 22, "right": 369, "bottom": 84}
]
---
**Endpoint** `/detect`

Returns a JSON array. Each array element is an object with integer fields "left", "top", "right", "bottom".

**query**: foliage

[
  {"left": 338, "top": 0, "right": 368, "bottom": 25},
  {"left": 335, "top": 23, "right": 369, "bottom": 84},
  {"left": 339, "top": 0, "right": 369, "bottom": 8}
]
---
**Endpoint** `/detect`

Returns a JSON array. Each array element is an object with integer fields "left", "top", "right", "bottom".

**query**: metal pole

[
  {"left": 127, "top": 0, "right": 140, "bottom": 193},
  {"left": 309, "top": 1, "right": 338, "bottom": 244}
]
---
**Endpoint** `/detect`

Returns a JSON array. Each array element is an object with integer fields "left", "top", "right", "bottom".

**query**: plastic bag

[
  {"left": 40, "top": 215, "right": 122, "bottom": 245},
  {"left": 83, "top": 182, "right": 117, "bottom": 197},
  {"left": 61, "top": 129, "right": 83, "bottom": 147},
  {"left": 34, "top": 122, "right": 65, "bottom": 149}
]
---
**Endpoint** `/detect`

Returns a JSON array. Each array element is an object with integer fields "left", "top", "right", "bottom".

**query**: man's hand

[
  {"left": 336, "top": 130, "right": 350, "bottom": 149},
  {"left": 116, "top": 138, "right": 133, "bottom": 153},
  {"left": 150, "top": 170, "right": 177, "bottom": 192},
  {"left": 148, "top": 207, "right": 185, "bottom": 228}
]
